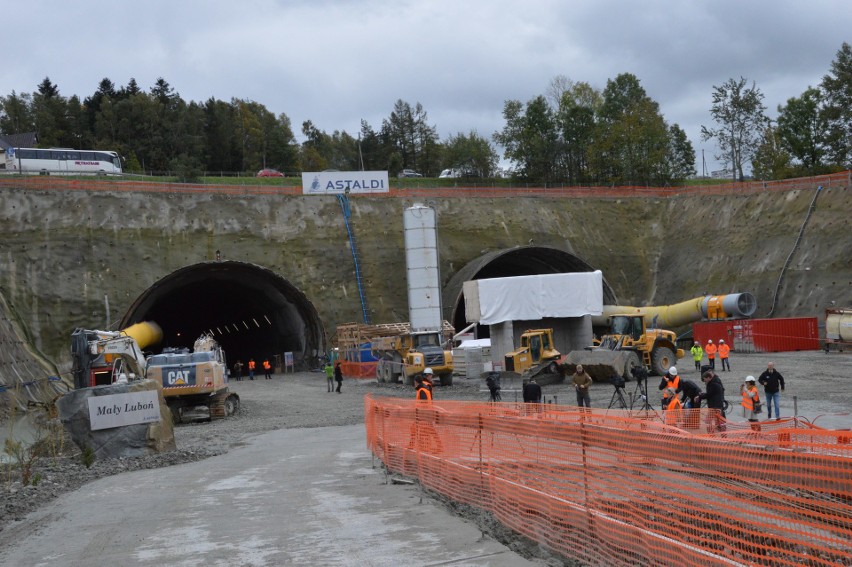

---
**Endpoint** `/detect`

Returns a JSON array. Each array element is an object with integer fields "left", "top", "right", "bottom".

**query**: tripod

[
  {"left": 629, "top": 374, "right": 653, "bottom": 411},
  {"left": 608, "top": 385, "right": 628, "bottom": 409}
]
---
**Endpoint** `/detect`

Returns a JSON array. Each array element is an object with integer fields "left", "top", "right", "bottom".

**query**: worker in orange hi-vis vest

[
  {"left": 705, "top": 340, "right": 717, "bottom": 371},
  {"left": 248, "top": 358, "right": 256, "bottom": 380},
  {"left": 664, "top": 387, "right": 684, "bottom": 426},
  {"left": 718, "top": 340, "right": 731, "bottom": 372},
  {"left": 263, "top": 359, "right": 272, "bottom": 380}
]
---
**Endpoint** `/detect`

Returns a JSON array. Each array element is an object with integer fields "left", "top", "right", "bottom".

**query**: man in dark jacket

[
  {"left": 676, "top": 378, "right": 702, "bottom": 409},
  {"left": 523, "top": 377, "right": 542, "bottom": 404},
  {"left": 758, "top": 362, "right": 785, "bottom": 420},
  {"left": 695, "top": 370, "right": 726, "bottom": 432}
]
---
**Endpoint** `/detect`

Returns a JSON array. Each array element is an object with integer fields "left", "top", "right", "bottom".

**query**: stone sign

[{"left": 87, "top": 390, "right": 161, "bottom": 430}]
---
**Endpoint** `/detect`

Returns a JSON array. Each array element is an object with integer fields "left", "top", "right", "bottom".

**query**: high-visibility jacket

[
  {"left": 248, "top": 360, "right": 256, "bottom": 370},
  {"left": 416, "top": 386, "right": 432, "bottom": 401},
  {"left": 718, "top": 344, "right": 730, "bottom": 359},
  {"left": 705, "top": 343, "right": 717, "bottom": 359},
  {"left": 741, "top": 385, "right": 760, "bottom": 411},
  {"left": 666, "top": 395, "right": 683, "bottom": 411},
  {"left": 666, "top": 375, "right": 680, "bottom": 394},
  {"left": 263, "top": 360, "right": 271, "bottom": 370},
  {"left": 690, "top": 344, "right": 703, "bottom": 361}
]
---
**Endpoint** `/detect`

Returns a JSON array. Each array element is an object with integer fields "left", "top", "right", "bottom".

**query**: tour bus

[{"left": 2, "top": 147, "right": 123, "bottom": 175}]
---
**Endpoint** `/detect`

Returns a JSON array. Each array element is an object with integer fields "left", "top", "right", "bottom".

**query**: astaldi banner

[
  {"left": 302, "top": 171, "right": 389, "bottom": 194},
  {"left": 87, "top": 390, "right": 161, "bottom": 430}
]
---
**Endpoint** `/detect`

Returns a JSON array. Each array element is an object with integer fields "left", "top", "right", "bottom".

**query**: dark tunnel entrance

[
  {"left": 443, "top": 245, "right": 618, "bottom": 337},
  {"left": 120, "top": 261, "right": 325, "bottom": 371}
]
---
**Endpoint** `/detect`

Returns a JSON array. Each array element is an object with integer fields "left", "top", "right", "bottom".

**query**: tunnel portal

[
  {"left": 444, "top": 245, "right": 618, "bottom": 335},
  {"left": 120, "top": 262, "right": 325, "bottom": 370}
]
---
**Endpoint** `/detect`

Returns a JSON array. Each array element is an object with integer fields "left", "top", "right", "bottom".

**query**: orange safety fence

[
  {"left": 364, "top": 395, "right": 852, "bottom": 567},
  {"left": 339, "top": 360, "right": 377, "bottom": 379},
  {"left": 1, "top": 170, "right": 848, "bottom": 199}
]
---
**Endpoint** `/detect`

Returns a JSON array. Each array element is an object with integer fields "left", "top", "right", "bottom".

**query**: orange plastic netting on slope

[{"left": 364, "top": 395, "right": 852, "bottom": 567}]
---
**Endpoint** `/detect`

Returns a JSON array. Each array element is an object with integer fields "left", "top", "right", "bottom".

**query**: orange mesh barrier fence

[
  {"left": 1, "top": 170, "right": 848, "bottom": 199},
  {"left": 339, "top": 361, "right": 377, "bottom": 379},
  {"left": 364, "top": 395, "right": 852, "bottom": 566}
]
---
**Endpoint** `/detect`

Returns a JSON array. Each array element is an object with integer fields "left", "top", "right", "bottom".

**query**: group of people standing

[
  {"left": 231, "top": 357, "right": 273, "bottom": 380},
  {"left": 690, "top": 339, "right": 731, "bottom": 372}
]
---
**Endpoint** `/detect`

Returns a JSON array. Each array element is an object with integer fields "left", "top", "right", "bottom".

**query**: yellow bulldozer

[
  {"left": 504, "top": 328, "right": 563, "bottom": 381},
  {"left": 564, "top": 314, "right": 685, "bottom": 381}
]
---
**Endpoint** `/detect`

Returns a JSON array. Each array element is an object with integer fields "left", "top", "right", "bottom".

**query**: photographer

[
  {"left": 677, "top": 378, "right": 702, "bottom": 409},
  {"left": 695, "top": 369, "right": 727, "bottom": 433},
  {"left": 485, "top": 371, "right": 501, "bottom": 402}
]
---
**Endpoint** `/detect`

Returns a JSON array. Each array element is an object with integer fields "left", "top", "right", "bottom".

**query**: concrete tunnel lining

[
  {"left": 120, "top": 261, "right": 325, "bottom": 370},
  {"left": 443, "top": 245, "right": 618, "bottom": 335}
]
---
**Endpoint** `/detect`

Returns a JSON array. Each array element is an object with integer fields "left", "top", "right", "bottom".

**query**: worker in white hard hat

[
  {"left": 741, "top": 375, "right": 761, "bottom": 428},
  {"left": 705, "top": 339, "right": 717, "bottom": 371},
  {"left": 718, "top": 339, "right": 731, "bottom": 372},
  {"left": 659, "top": 366, "right": 680, "bottom": 410},
  {"left": 421, "top": 368, "right": 434, "bottom": 395}
]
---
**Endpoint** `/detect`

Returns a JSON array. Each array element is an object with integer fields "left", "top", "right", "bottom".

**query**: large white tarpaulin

[{"left": 463, "top": 272, "right": 603, "bottom": 324}]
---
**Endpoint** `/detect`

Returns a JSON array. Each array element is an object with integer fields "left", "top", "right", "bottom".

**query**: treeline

[{"left": 1, "top": 42, "right": 849, "bottom": 184}]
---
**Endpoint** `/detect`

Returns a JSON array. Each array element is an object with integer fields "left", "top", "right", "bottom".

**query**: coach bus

[{"left": 2, "top": 147, "right": 123, "bottom": 175}]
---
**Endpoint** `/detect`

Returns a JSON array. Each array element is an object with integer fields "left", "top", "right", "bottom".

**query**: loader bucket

[{"left": 563, "top": 350, "right": 635, "bottom": 382}]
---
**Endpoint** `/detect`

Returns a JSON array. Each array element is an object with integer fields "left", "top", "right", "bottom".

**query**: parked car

[
  {"left": 439, "top": 168, "right": 462, "bottom": 178},
  {"left": 256, "top": 168, "right": 284, "bottom": 177},
  {"left": 397, "top": 169, "right": 422, "bottom": 178}
]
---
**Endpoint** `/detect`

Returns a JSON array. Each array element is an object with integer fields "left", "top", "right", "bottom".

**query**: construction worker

[
  {"left": 705, "top": 340, "right": 717, "bottom": 370},
  {"left": 718, "top": 340, "right": 731, "bottom": 371},
  {"left": 421, "top": 368, "right": 435, "bottom": 396},
  {"left": 248, "top": 358, "right": 256, "bottom": 380},
  {"left": 741, "top": 375, "right": 762, "bottom": 429},
  {"left": 664, "top": 384, "right": 683, "bottom": 426},
  {"left": 263, "top": 358, "right": 272, "bottom": 379},
  {"left": 658, "top": 366, "right": 680, "bottom": 410},
  {"left": 324, "top": 360, "right": 334, "bottom": 392},
  {"left": 414, "top": 374, "right": 432, "bottom": 402},
  {"left": 690, "top": 341, "right": 704, "bottom": 371}
]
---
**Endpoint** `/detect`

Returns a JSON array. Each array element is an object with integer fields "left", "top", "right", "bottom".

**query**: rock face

[
  {"left": 0, "top": 176, "right": 850, "bottom": 406},
  {"left": 56, "top": 379, "right": 176, "bottom": 459}
]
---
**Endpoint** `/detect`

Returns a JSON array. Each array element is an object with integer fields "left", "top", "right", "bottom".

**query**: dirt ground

[{"left": 2, "top": 349, "right": 850, "bottom": 554}]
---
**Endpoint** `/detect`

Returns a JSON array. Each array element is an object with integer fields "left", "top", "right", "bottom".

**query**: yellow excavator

[{"left": 565, "top": 315, "right": 683, "bottom": 381}]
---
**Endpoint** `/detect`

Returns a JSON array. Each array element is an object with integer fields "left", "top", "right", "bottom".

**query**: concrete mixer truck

[{"left": 565, "top": 293, "right": 757, "bottom": 381}]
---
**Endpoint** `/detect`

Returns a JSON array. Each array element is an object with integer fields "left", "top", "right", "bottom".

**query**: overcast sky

[{"left": 3, "top": 0, "right": 849, "bottom": 174}]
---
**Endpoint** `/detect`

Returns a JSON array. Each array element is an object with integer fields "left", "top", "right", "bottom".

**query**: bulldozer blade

[
  {"left": 523, "top": 360, "right": 564, "bottom": 386},
  {"left": 563, "top": 350, "right": 633, "bottom": 382}
]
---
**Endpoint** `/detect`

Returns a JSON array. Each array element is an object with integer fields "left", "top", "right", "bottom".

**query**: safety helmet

[
  {"left": 423, "top": 368, "right": 434, "bottom": 375},
  {"left": 745, "top": 375, "right": 756, "bottom": 382},
  {"left": 719, "top": 339, "right": 725, "bottom": 344},
  {"left": 708, "top": 339, "right": 713, "bottom": 343},
  {"left": 668, "top": 366, "right": 677, "bottom": 376}
]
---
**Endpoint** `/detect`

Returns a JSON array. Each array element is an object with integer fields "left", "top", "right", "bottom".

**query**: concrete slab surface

[{"left": 0, "top": 424, "right": 538, "bottom": 567}]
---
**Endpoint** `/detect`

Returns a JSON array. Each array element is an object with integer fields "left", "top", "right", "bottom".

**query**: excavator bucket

[{"left": 563, "top": 350, "right": 638, "bottom": 382}]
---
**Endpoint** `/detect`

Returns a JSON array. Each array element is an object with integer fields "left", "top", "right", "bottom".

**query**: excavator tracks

[{"left": 208, "top": 391, "right": 240, "bottom": 420}]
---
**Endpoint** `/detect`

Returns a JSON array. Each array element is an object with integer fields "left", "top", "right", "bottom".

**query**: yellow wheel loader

[{"left": 564, "top": 315, "right": 684, "bottom": 381}]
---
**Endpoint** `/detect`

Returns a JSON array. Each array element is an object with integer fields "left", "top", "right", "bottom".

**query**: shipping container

[{"left": 693, "top": 317, "right": 820, "bottom": 353}]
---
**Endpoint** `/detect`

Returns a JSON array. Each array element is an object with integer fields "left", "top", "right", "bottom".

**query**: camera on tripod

[
  {"left": 610, "top": 373, "right": 626, "bottom": 389},
  {"left": 630, "top": 366, "right": 649, "bottom": 381}
]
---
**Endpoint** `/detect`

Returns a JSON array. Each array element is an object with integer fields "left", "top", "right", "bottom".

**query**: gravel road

[{"left": 2, "top": 350, "right": 850, "bottom": 539}]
